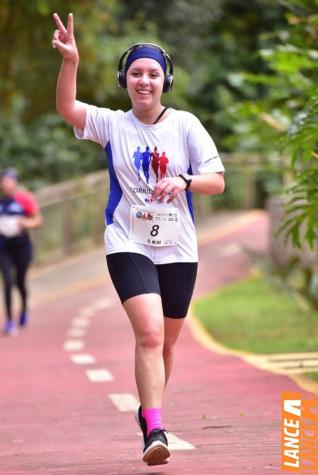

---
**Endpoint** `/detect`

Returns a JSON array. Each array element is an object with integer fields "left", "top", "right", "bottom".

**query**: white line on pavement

[
  {"left": 93, "top": 297, "right": 114, "bottom": 310},
  {"left": 71, "top": 317, "right": 91, "bottom": 327},
  {"left": 64, "top": 340, "right": 85, "bottom": 351},
  {"left": 109, "top": 393, "right": 139, "bottom": 412},
  {"left": 86, "top": 369, "right": 114, "bottom": 382},
  {"left": 78, "top": 308, "right": 96, "bottom": 318},
  {"left": 167, "top": 432, "right": 195, "bottom": 451},
  {"left": 68, "top": 328, "right": 86, "bottom": 338},
  {"left": 71, "top": 354, "right": 96, "bottom": 365}
]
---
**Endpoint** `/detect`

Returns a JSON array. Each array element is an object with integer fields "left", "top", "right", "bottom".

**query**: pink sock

[{"left": 142, "top": 408, "right": 163, "bottom": 436}]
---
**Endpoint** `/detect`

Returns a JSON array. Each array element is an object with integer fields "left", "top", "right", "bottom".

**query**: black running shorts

[{"left": 106, "top": 252, "right": 198, "bottom": 318}]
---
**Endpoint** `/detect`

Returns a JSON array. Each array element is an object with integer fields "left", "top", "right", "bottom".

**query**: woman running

[
  {"left": 0, "top": 168, "right": 43, "bottom": 336},
  {"left": 52, "top": 12, "right": 225, "bottom": 466}
]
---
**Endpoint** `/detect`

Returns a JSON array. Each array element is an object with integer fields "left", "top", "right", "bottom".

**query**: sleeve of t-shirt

[
  {"left": 73, "top": 105, "right": 122, "bottom": 148},
  {"left": 15, "top": 190, "right": 39, "bottom": 216},
  {"left": 186, "top": 113, "right": 225, "bottom": 175}
]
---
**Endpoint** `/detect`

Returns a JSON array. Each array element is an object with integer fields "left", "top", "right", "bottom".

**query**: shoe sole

[{"left": 143, "top": 441, "right": 170, "bottom": 466}]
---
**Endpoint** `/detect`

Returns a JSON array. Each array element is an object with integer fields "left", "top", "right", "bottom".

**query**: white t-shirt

[{"left": 74, "top": 106, "right": 225, "bottom": 264}]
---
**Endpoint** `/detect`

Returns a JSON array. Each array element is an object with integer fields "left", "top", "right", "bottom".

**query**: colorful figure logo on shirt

[
  {"left": 132, "top": 145, "right": 169, "bottom": 184},
  {"left": 151, "top": 146, "right": 160, "bottom": 183},
  {"left": 159, "top": 151, "right": 169, "bottom": 180},
  {"left": 141, "top": 146, "right": 152, "bottom": 184},
  {"left": 133, "top": 146, "right": 142, "bottom": 181}
]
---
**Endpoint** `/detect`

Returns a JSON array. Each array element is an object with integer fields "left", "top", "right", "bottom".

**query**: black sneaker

[
  {"left": 134, "top": 405, "right": 147, "bottom": 448},
  {"left": 142, "top": 428, "right": 170, "bottom": 466}
]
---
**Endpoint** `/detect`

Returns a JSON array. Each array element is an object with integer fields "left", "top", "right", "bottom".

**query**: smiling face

[{"left": 126, "top": 58, "right": 165, "bottom": 113}]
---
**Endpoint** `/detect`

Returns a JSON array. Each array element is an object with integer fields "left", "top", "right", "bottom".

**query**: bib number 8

[{"left": 150, "top": 225, "right": 160, "bottom": 237}]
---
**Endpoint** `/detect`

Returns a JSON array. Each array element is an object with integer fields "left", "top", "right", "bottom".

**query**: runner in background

[
  {"left": 52, "top": 12, "right": 225, "bottom": 466},
  {"left": 0, "top": 168, "right": 43, "bottom": 336}
]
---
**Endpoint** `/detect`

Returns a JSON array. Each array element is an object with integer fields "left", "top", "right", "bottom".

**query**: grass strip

[{"left": 193, "top": 275, "right": 318, "bottom": 354}]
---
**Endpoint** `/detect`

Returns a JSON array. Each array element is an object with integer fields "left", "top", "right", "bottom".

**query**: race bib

[
  {"left": 0, "top": 216, "right": 21, "bottom": 238},
  {"left": 130, "top": 205, "right": 180, "bottom": 247}
]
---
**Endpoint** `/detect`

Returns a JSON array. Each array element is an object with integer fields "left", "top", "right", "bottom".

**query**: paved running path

[{"left": 0, "top": 210, "right": 313, "bottom": 474}]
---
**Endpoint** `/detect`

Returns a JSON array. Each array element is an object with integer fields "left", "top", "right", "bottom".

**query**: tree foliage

[
  {"left": 224, "top": 0, "right": 318, "bottom": 249},
  {"left": 0, "top": 0, "right": 288, "bottom": 188}
]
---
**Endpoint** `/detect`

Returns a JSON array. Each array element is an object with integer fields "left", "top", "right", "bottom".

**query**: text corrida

[{"left": 281, "top": 392, "right": 318, "bottom": 474}]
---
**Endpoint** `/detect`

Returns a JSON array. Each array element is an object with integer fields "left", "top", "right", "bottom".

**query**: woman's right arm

[{"left": 52, "top": 13, "right": 87, "bottom": 130}]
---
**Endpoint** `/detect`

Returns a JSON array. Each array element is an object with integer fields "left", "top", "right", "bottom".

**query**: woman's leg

[
  {"left": 123, "top": 293, "right": 165, "bottom": 409},
  {"left": 0, "top": 250, "right": 14, "bottom": 322},
  {"left": 157, "top": 262, "right": 198, "bottom": 387},
  {"left": 163, "top": 317, "right": 185, "bottom": 387},
  {"left": 106, "top": 252, "right": 166, "bottom": 409},
  {"left": 12, "top": 243, "right": 32, "bottom": 322}
]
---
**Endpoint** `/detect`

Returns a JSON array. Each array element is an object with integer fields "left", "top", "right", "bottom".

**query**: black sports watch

[{"left": 178, "top": 173, "right": 192, "bottom": 189}]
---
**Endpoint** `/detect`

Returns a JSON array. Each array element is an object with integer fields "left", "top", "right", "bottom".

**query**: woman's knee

[
  {"left": 124, "top": 293, "right": 164, "bottom": 350},
  {"left": 136, "top": 326, "right": 164, "bottom": 350}
]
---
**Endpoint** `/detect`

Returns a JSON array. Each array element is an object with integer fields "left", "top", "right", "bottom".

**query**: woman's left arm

[
  {"left": 151, "top": 172, "right": 225, "bottom": 204},
  {"left": 20, "top": 211, "right": 43, "bottom": 231},
  {"left": 186, "top": 172, "right": 225, "bottom": 195}
]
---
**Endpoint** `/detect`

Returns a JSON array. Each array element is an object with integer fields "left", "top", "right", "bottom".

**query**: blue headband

[{"left": 124, "top": 46, "right": 167, "bottom": 75}]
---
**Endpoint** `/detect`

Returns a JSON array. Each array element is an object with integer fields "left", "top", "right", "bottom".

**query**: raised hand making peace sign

[{"left": 52, "top": 13, "right": 78, "bottom": 62}]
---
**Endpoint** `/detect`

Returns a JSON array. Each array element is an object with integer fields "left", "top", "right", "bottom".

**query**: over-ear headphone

[{"left": 117, "top": 43, "right": 174, "bottom": 93}]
